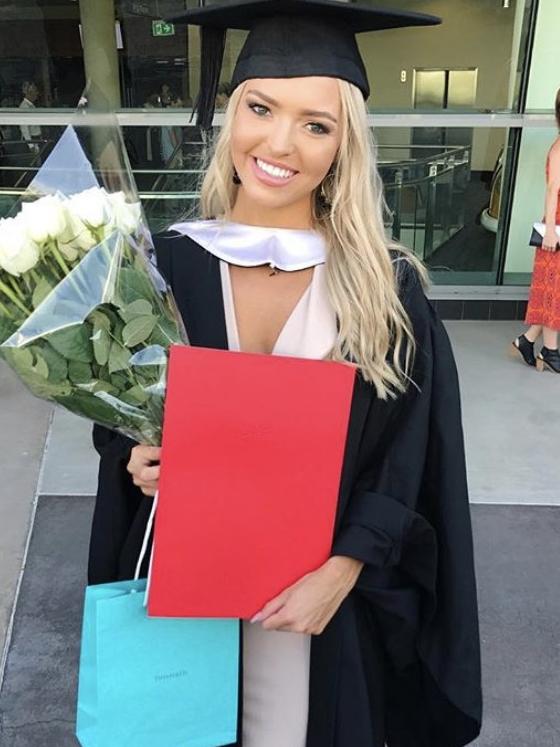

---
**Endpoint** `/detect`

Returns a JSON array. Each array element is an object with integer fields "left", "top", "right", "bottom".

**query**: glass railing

[{"left": 380, "top": 144, "right": 471, "bottom": 261}]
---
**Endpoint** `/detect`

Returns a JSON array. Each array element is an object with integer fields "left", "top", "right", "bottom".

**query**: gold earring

[{"left": 320, "top": 170, "right": 334, "bottom": 207}]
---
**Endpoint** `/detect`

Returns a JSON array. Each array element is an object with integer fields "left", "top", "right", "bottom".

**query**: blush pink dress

[{"left": 220, "top": 260, "right": 337, "bottom": 747}]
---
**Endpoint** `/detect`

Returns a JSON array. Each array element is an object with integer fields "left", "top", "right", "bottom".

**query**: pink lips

[{"left": 250, "top": 156, "right": 298, "bottom": 188}]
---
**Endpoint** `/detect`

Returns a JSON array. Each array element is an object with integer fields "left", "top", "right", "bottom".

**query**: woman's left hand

[{"left": 251, "top": 556, "right": 364, "bottom": 635}]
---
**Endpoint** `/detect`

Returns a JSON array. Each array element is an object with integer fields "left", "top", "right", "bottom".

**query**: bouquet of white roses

[{"left": 0, "top": 124, "right": 187, "bottom": 445}]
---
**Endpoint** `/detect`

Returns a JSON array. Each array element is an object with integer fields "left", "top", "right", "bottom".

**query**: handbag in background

[{"left": 529, "top": 222, "right": 560, "bottom": 249}]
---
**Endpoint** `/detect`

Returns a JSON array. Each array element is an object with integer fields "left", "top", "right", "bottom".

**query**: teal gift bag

[{"left": 76, "top": 577, "right": 239, "bottom": 747}]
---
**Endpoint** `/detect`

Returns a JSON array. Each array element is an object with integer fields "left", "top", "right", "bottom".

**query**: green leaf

[
  {"left": 112, "top": 317, "right": 125, "bottom": 344},
  {"left": 132, "top": 367, "right": 162, "bottom": 390},
  {"left": 26, "top": 374, "right": 72, "bottom": 400},
  {"left": 120, "top": 385, "right": 149, "bottom": 406},
  {"left": 32, "top": 277, "right": 55, "bottom": 309},
  {"left": 57, "top": 391, "right": 125, "bottom": 427},
  {"left": 89, "top": 380, "right": 119, "bottom": 396},
  {"left": 31, "top": 352, "right": 49, "bottom": 379},
  {"left": 148, "top": 318, "right": 183, "bottom": 347},
  {"left": 108, "top": 342, "right": 131, "bottom": 374},
  {"left": 117, "top": 268, "right": 157, "bottom": 306},
  {"left": 46, "top": 325, "right": 93, "bottom": 363},
  {"left": 88, "top": 308, "right": 113, "bottom": 331},
  {"left": 2, "top": 349, "right": 72, "bottom": 399},
  {"left": 122, "top": 315, "right": 157, "bottom": 348},
  {"left": 134, "top": 250, "right": 148, "bottom": 273},
  {"left": 109, "top": 371, "right": 129, "bottom": 390},
  {"left": 41, "top": 344, "right": 68, "bottom": 383},
  {"left": 92, "top": 326, "right": 111, "bottom": 367},
  {"left": 119, "top": 299, "right": 153, "bottom": 323},
  {"left": 68, "top": 360, "right": 93, "bottom": 384},
  {"left": 5, "top": 347, "right": 34, "bottom": 369}
]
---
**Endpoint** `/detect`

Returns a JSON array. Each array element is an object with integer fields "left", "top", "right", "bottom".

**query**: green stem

[
  {"left": 30, "top": 268, "right": 42, "bottom": 285},
  {"left": 38, "top": 258, "right": 63, "bottom": 285},
  {"left": 0, "top": 278, "right": 31, "bottom": 315},
  {"left": 46, "top": 257, "right": 64, "bottom": 283},
  {"left": 0, "top": 297, "right": 15, "bottom": 320},
  {"left": 7, "top": 276, "right": 27, "bottom": 302},
  {"left": 49, "top": 241, "right": 71, "bottom": 276}
]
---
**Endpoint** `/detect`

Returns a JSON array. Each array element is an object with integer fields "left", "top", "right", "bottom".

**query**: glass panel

[
  {"left": 122, "top": 124, "right": 204, "bottom": 233},
  {"left": 378, "top": 127, "right": 512, "bottom": 284},
  {"left": 118, "top": 1, "right": 191, "bottom": 109},
  {"left": 503, "top": 126, "right": 557, "bottom": 285},
  {"left": 0, "top": 1, "right": 85, "bottom": 110}
]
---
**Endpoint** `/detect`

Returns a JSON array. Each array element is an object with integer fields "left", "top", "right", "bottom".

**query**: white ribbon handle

[{"left": 134, "top": 490, "right": 159, "bottom": 582}]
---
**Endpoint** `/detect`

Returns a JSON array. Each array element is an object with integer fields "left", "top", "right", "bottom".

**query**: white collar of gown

[{"left": 169, "top": 219, "right": 327, "bottom": 271}]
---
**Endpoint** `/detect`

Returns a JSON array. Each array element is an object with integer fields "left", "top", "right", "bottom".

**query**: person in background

[
  {"left": 161, "top": 96, "right": 184, "bottom": 166},
  {"left": 512, "top": 87, "right": 560, "bottom": 373},
  {"left": 215, "top": 81, "right": 231, "bottom": 110},
  {"left": 143, "top": 92, "right": 163, "bottom": 167},
  {"left": 160, "top": 83, "right": 175, "bottom": 107},
  {"left": 19, "top": 81, "right": 41, "bottom": 152}
]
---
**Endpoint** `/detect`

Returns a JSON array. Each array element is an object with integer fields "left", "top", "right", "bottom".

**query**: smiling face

[{"left": 229, "top": 77, "right": 342, "bottom": 228}]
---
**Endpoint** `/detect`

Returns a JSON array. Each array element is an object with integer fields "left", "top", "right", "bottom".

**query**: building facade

[{"left": 0, "top": 0, "right": 558, "bottom": 318}]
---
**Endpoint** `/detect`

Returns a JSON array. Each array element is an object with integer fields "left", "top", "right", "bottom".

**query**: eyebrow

[{"left": 247, "top": 89, "right": 339, "bottom": 125}]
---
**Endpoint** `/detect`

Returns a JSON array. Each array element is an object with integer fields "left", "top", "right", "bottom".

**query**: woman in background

[{"left": 512, "top": 87, "right": 560, "bottom": 372}]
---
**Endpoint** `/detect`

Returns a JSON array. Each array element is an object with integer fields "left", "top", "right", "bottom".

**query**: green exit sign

[{"left": 152, "top": 20, "right": 175, "bottom": 37}]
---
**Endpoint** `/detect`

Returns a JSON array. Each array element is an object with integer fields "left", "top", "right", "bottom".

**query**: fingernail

[{"left": 250, "top": 612, "right": 264, "bottom": 624}]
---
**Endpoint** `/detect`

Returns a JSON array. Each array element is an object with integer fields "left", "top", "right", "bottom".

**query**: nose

[{"left": 266, "top": 117, "right": 296, "bottom": 158}]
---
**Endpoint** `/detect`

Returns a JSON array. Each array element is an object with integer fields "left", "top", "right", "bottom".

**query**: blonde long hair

[{"left": 200, "top": 79, "right": 429, "bottom": 399}]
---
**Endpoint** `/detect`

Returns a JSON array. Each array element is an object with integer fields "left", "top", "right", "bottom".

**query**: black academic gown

[{"left": 88, "top": 232, "right": 482, "bottom": 747}]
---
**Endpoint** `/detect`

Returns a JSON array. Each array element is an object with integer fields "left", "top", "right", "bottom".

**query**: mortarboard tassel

[{"left": 194, "top": 25, "right": 227, "bottom": 132}]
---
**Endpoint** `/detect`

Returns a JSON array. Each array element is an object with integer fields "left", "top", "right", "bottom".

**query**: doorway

[{"left": 412, "top": 67, "right": 478, "bottom": 150}]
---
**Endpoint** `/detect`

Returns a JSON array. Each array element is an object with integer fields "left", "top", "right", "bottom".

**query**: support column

[
  {"left": 78, "top": 0, "right": 121, "bottom": 110},
  {"left": 188, "top": 25, "right": 201, "bottom": 107}
]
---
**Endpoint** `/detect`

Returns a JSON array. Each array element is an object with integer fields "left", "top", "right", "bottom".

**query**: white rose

[
  {"left": 67, "top": 187, "right": 113, "bottom": 230},
  {"left": 58, "top": 239, "right": 79, "bottom": 262},
  {"left": 20, "top": 194, "right": 68, "bottom": 244},
  {"left": 58, "top": 211, "right": 97, "bottom": 256},
  {"left": 0, "top": 216, "right": 40, "bottom": 276},
  {"left": 107, "top": 191, "right": 142, "bottom": 235}
]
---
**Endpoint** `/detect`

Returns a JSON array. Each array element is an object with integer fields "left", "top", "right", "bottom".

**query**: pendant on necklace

[{"left": 269, "top": 262, "right": 280, "bottom": 277}]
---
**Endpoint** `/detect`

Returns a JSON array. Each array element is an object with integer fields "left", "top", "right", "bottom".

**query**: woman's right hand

[
  {"left": 127, "top": 445, "right": 161, "bottom": 497},
  {"left": 543, "top": 228, "right": 559, "bottom": 252}
]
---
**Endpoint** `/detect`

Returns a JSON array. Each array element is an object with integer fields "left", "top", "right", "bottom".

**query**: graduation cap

[{"left": 169, "top": 0, "right": 441, "bottom": 130}]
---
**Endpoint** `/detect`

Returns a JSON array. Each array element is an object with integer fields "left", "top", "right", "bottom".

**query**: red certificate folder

[{"left": 148, "top": 345, "right": 356, "bottom": 619}]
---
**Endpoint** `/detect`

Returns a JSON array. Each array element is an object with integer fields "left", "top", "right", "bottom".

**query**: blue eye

[
  {"left": 248, "top": 102, "right": 269, "bottom": 116},
  {"left": 307, "top": 122, "right": 330, "bottom": 135}
]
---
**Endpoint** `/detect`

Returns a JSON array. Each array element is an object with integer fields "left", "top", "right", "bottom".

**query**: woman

[
  {"left": 512, "top": 87, "right": 560, "bottom": 372},
  {"left": 88, "top": 2, "right": 482, "bottom": 746}
]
